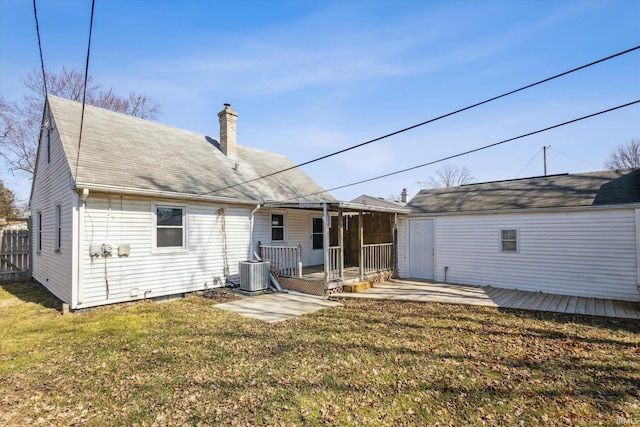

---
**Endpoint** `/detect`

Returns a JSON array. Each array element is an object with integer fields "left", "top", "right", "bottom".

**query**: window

[
  {"left": 500, "top": 229, "right": 518, "bottom": 253},
  {"left": 271, "top": 213, "right": 285, "bottom": 241},
  {"left": 312, "top": 217, "right": 323, "bottom": 250},
  {"left": 154, "top": 205, "right": 186, "bottom": 250},
  {"left": 54, "top": 204, "right": 61, "bottom": 252},
  {"left": 37, "top": 212, "right": 42, "bottom": 253}
]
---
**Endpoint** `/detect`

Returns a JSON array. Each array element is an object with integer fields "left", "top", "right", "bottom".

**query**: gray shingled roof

[
  {"left": 47, "top": 95, "right": 334, "bottom": 203},
  {"left": 351, "top": 194, "right": 406, "bottom": 209},
  {"left": 407, "top": 169, "right": 640, "bottom": 214}
]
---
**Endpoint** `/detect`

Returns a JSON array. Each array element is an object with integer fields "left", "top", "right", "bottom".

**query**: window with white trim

[
  {"left": 54, "top": 204, "right": 61, "bottom": 252},
  {"left": 37, "top": 211, "right": 42, "bottom": 253},
  {"left": 271, "top": 213, "right": 285, "bottom": 241},
  {"left": 46, "top": 128, "right": 51, "bottom": 164},
  {"left": 500, "top": 229, "right": 518, "bottom": 253},
  {"left": 154, "top": 205, "right": 187, "bottom": 250}
]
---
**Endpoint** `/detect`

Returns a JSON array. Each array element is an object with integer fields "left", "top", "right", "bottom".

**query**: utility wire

[
  {"left": 287, "top": 100, "right": 640, "bottom": 200},
  {"left": 200, "top": 45, "right": 640, "bottom": 196},
  {"left": 515, "top": 147, "right": 543, "bottom": 178},
  {"left": 32, "top": 0, "right": 48, "bottom": 97},
  {"left": 74, "top": 0, "right": 96, "bottom": 181},
  {"left": 548, "top": 147, "right": 602, "bottom": 168}
]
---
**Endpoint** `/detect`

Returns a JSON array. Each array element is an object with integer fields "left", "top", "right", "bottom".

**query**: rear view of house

[
  {"left": 30, "top": 96, "right": 407, "bottom": 310},
  {"left": 398, "top": 170, "right": 640, "bottom": 301}
]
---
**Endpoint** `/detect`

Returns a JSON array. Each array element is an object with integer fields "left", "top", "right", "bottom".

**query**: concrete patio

[
  {"left": 214, "top": 291, "right": 340, "bottom": 323},
  {"left": 334, "top": 278, "right": 640, "bottom": 319}
]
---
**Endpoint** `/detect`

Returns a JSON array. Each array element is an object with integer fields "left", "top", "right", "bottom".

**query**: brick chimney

[
  {"left": 401, "top": 188, "right": 409, "bottom": 203},
  {"left": 218, "top": 103, "right": 238, "bottom": 161}
]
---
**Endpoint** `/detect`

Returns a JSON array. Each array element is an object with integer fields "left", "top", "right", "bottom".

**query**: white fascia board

[
  {"left": 74, "top": 182, "right": 259, "bottom": 206},
  {"left": 407, "top": 203, "right": 640, "bottom": 217}
]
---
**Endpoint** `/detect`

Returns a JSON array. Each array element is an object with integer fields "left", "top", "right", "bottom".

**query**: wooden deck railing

[
  {"left": 362, "top": 242, "right": 393, "bottom": 275},
  {"left": 327, "top": 246, "right": 342, "bottom": 282},
  {"left": 258, "top": 242, "right": 302, "bottom": 278}
]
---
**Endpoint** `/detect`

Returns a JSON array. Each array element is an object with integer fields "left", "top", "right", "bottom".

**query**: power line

[
  {"left": 200, "top": 45, "right": 640, "bottom": 196},
  {"left": 74, "top": 0, "right": 96, "bottom": 181},
  {"left": 515, "top": 147, "right": 542, "bottom": 178},
  {"left": 32, "top": 0, "right": 47, "bottom": 97},
  {"left": 548, "top": 147, "right": 602, "bottom": 168},
  {"left": 288, "top": 100, "right": 640, "bottom": 200}
]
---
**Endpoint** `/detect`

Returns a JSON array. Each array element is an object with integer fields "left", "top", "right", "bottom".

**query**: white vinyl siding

[
  {"left": 30, "top": 109, "right": 75, "bottom": 305},
  {"left": 403, "top": 209, "right": 638, "bottom": 301},
  {"left": 77, "top": 196, "right": 251, "bottom": 308}
]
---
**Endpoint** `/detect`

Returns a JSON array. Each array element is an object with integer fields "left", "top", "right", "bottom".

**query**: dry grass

[{"left": 1, "top": 281, "right": 639, "bottom": 426}]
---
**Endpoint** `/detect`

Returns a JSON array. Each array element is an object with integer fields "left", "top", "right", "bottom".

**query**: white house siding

[
  {"left": 254, "top": 209, "right": 317, "bottom": 266},
  {"left": 30, "top": 113, "right": 75, "bottom": 305},
  {"left": 77, "top": 194, "right": 251, "bottom": 309},
  {"left": 402, "top": 209, "right": 638, "bottom": 301}
]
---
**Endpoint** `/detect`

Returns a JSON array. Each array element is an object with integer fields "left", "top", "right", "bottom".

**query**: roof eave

[
  {"left": 74, "top": 182, "right": 261, "bottom": 206},
  {"left": 265, "top": 200, "right": 409, "bottom": 214},
  {"left": 407, "top": 202, "right": 640, "bottom": 217}
]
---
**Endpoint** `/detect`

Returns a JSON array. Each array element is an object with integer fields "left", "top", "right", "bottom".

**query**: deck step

[{"left": 343, "top": 281, "right": 372, "bottom": 293}]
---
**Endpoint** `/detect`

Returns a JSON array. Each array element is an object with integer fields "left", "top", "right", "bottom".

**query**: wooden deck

[
  {"left": 299, "top": 265, "right": 362, "bottom": 284},
  {"left": 335, "top": 278, "right": 640, "bottom": 319}
]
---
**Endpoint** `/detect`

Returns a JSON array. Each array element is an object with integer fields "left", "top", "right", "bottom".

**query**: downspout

[
  {"left": 76, "top": 188, "right": 89, "bottom": 306},
  {"left": 249, "top": 203, "right": 261, "bottom": 260}
]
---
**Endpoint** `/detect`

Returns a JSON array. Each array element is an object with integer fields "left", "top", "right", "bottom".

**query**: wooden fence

[{"left": 0, "top": 229, "right": 30, "bottom": 281}]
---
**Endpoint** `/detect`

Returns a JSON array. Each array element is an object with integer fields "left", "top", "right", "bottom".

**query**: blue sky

[{"left": 1, "top": 0, "right": 639, "bottom": 205}]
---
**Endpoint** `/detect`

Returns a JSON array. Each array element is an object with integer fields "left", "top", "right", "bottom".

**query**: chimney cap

[{"left": 224, "top": 103, "right": 231, "bottom": 108}]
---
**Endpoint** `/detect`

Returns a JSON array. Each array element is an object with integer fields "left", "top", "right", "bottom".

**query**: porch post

[
  {"left": 393, "top": 213, "right": 398, "bottom": 273},
  {"left": 296, "top": 243, "right": 302, "bottom": 278},
  {"left": 323, "top": 203, "right": 330, "bottom": 285},
  {"left": 358, "top": 211, "right": 364, "bottom": 280},
  {"left": 338, "top": 209, "right": 344, "bottom": 280}
]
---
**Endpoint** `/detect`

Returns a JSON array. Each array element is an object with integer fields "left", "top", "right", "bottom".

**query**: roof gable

[
  {"left": 46, "top": 95, "right": 333, "bottom": 203},
  {"left": 407, "top": 169, "right": 640, "bottom": 214}
]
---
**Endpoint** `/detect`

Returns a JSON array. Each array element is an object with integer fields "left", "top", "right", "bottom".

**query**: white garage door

[{"left": 408, "top": 219, "right": 434, "bottom": 279}]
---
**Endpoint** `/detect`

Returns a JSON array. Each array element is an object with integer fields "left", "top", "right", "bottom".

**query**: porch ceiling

[{"left": 264, "top": 200, "right": 409, "bottom": 214}]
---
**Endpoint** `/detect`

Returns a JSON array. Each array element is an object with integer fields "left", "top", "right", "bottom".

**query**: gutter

[
  {"left": 406, "top": 203, "right": 640, "bottom": 217},
  {"left": 74, "top": 182, "right": 260, "bottom": 206}
]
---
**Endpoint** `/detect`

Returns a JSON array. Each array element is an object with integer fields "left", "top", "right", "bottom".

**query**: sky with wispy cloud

[{"left": 1, "top": 0, "right": 638, "bottom": 204}]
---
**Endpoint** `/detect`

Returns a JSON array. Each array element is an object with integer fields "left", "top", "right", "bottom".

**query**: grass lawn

[{"left": 1, "top": 281, "right": 639, "bottom": 426}]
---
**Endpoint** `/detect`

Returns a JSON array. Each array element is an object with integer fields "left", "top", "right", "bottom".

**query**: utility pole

[{"left": 543, "top": 145, "right": 550, "bottom": 176}]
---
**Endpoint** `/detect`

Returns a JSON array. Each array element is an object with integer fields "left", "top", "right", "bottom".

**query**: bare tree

[
  {"left": 604, "top": 139, "right": 640, "bottom": 170},
  {"left": 0, "top": 66, "right": 161, "bottom": 177},
  {"left": 417, "top": 165, "right": 474, "bottom": 189}
]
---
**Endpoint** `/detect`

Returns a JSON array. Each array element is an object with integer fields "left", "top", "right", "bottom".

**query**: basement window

[
  {"left": 153, "top": 205, "right": 187, "bottom": 251},
  {"left": 500, "top": 229, "right": 518, "bottom": 253}
]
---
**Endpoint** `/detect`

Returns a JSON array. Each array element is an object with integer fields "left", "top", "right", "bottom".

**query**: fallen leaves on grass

[{"left": 0, "top": 282, "right": 639, "bottom": 426}]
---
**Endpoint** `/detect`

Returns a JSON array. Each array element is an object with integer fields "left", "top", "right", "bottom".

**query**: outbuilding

[{"left": 398, "top": 170, "right": 640, "bottom": 301}]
